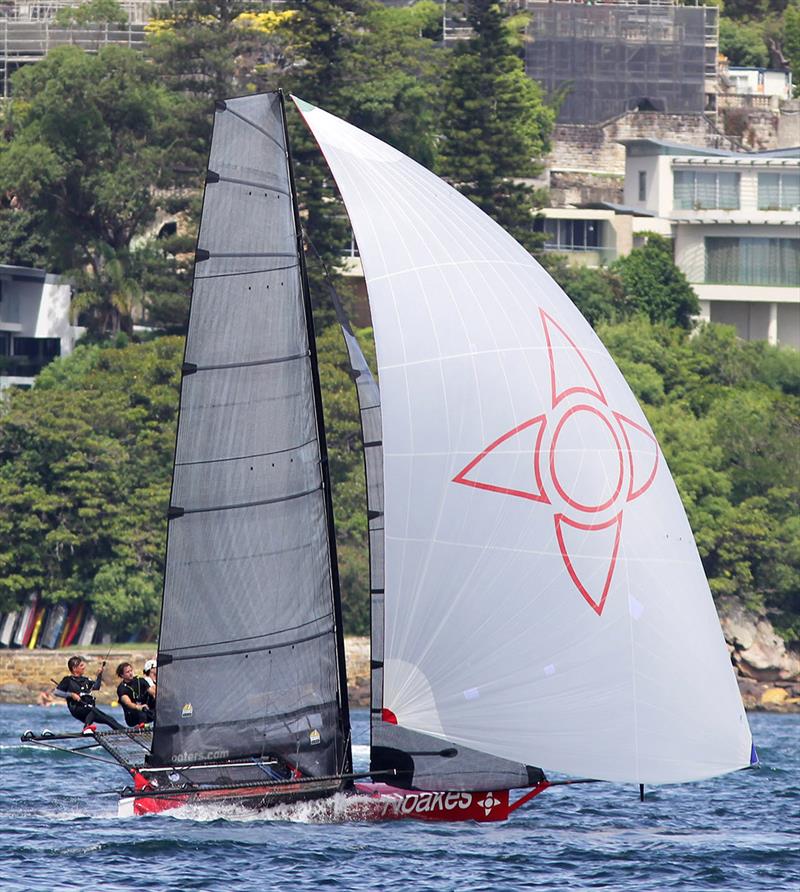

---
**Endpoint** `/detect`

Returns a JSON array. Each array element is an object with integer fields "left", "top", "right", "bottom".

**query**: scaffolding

[{"left": 523, "top": 0, "right": 719, "bottom": 124}]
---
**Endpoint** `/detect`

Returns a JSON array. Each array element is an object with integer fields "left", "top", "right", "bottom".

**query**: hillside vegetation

[{"left": 0, "top": 0, "right": 797, "bottom": 643}]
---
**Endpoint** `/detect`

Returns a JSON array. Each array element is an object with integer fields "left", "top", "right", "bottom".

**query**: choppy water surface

[{"left": 1, "top": 705, "right": 797, "bottom": 891}]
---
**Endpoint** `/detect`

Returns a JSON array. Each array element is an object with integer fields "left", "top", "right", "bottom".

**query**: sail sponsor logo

[
  {"left": 175, "top": 749, "right": 230, "bottom": 762},
  {"left": 380, "top": 790, "right": 474, "bottom": 817},
  {"left": 453, "top": 308, "right": 660, "bottom": 617}
]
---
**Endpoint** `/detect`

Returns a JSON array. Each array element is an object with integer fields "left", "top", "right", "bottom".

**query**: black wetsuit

[
  {"left": 116, "top": 676, "right": 156, "bottom": 726},
  {"left": 55, "top": 674, "right": 124, "bottom": 730}
]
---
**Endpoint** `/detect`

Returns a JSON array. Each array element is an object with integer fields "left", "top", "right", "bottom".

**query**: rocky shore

[{"left": 1, "top": 628, "right": 797, "bottom": 712}]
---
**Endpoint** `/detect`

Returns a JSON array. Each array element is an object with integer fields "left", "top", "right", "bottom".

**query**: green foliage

[
  {"left": 314, "top": 321, "right": 377, "bottom": 635},
  {"left": 437, "top": 0, "right": 554, "bottom": 252},
  {"left": 540, "top": 254, "right": 629, "bottom": 327},
  {"left": 719, "top": 17, "right": 769, "bottom": 67},
  {"left": 0, "top": 46, "right": 170, "bottom": 274},
  {"left": 784, "top": 2, "right": 800, "bottom": 96},
  {"left": 54, "top": 0, "right": 128, "bottom": 27},
  {"left": 610, "top": 234, "right": 700, "bottom": 330},
  {"left": 599, "top": 319, "right": 800, "bottom": 641},
  {"left": 0, "top": 206, "right": 50, "bottom": 268},
  {"left": 0, "top": 339, "right": 182, "bottom": 635}
]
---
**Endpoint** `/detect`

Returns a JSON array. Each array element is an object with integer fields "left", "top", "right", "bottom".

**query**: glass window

[
  {"left": 705, "top": 237, "right": 800, "bottom": 286},
  {"left": 674, "top": 170, "right": 740, "bottom": 210},
  {"left": 540, "top": 219, "right": 600, "bottom": 251},
  {"left": 638, "top": 171, "right": 647, "bottom": 202},
  {"left": 758, "top": 173, "right": 800, "bottom": 210}
]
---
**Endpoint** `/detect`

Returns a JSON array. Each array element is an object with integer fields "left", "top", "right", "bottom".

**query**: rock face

[{"left": 719, "top": 604, "right": 800, "bottom": 682}]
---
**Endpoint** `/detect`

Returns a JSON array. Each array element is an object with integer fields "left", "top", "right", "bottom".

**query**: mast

[
  {"left": 280, "top": 91, "right": 352, "bottom": 776},
  {"left": 151, "top": 92, "right": 352, "bottom": 783}
]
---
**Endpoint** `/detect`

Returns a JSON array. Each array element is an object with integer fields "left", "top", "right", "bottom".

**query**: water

[{"left": 1, "top": 705, "right": 797, "bottom": 891}]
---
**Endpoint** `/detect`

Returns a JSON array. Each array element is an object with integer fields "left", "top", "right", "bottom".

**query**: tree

[
  {"left": 784, "top": 1, "right": 800, "bottom": 97},
  {"left": 610, "top": 234, "right": 700, "bottom": 329},
  {"left": 54, "top": 0, "right": 128, "bottom": 27},
  {"left": 0, "top": 46, "right": 170, "bottom": 271},
  {"left": 0, "top": 206, "right": 50, "bottom": 268},
  {"left": 145, "top": 2, "right": 293, "bottom": 180},
  {"left": 0, "top": 339, "right": 182, "bottom": 635},
  {"left": 719, "top": 18, "right": 769, "bottom": 67},
  {"left": 437, "top": 0, "right": 554, "bottom": 252},
  {"left": 68, "top": 245, "right": 142, "bottom": 337},
  {"left": 541, "top": 254, "right": 629, "bottom": 327}
]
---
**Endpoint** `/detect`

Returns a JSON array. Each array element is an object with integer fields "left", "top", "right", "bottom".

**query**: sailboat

[{"left": 22, "top": 91, "right": 755, "bottom": 821}]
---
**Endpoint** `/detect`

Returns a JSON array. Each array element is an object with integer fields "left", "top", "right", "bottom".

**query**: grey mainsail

[{"left": 151, "top": 93, "right": 351, "bottom": 781}]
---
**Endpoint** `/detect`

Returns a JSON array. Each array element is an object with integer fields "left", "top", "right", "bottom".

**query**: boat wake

[{"left": 164, "top": 791, "right": 386, "bottom": 824}]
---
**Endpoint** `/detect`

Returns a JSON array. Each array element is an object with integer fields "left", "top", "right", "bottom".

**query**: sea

[{"left": 0, "top": 705, "right": 797, "bottom": 892}]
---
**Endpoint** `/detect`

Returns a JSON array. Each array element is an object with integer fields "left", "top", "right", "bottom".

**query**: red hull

[{"left": 121, "top": 773, "right": 550, "bottom": 821}]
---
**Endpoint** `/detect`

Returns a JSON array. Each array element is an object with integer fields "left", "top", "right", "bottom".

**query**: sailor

[
  {"left": 116, "top": 662, "right": 156, "bottom": 727},
  {"left": 54, "top": 656, "right": 124, "bottom": 732},
  {"left": 142, "top": 659, "right": 157, "bottom": 708}
]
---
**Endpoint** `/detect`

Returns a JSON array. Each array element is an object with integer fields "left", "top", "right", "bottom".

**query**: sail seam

[
  {"left": 195, "top": 261, "right": 299, "bottom": 281},
  {"left": 196, "top": 251, "right": 297, "bottom": 259},
  {"left": 176, "top": 485, "right": 321, "bottom": 515},
  {"left": 162, "top": 627, "right": 334, "bottom": 661},
  {"left": 165, "top": 613, "right": 333, "bottom": 652},
  {"left": 175, "top": 438, "right": 317, "bottom": 467},
  {"left": 222, "top": 105, "right": 286, "bottom": 152},
  {"left": 211, "top": 173, "right": 291, "bottom": 196},
  {"left": 188, "top": 351, "right": 308, "bottom": 372}
]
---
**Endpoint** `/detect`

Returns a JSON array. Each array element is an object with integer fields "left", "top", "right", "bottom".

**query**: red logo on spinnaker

[{"left": 452, "top": 309, "right": 659, "bottom": 615}]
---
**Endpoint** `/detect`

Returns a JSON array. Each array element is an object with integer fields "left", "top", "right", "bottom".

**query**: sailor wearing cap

[{"left": 143, "top": 659, "right": 157, "bottom": 706}]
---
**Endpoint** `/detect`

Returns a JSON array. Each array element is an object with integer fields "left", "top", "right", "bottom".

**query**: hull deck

[{"left": 22, "top": 727, "right": 551, "bottom": 822}]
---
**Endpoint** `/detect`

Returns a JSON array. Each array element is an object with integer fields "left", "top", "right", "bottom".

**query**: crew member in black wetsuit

[
  {"left": 54, "top": 655, "right": 124, "bottom": 732},
  {"left": 115, "top": 662, "right": 156, "bottom": 726}
]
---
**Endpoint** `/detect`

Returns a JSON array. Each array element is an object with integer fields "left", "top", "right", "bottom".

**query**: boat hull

[{"left": 120, "top": 774, "right": 548, "bottom": 822}]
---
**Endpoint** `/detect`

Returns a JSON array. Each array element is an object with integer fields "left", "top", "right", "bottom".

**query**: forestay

[
  {"left": 296, "top": 98, "right": 753, "bottom": 785},
  {"left": 152, "top": 93, "right": 350, "bottom": 780}
]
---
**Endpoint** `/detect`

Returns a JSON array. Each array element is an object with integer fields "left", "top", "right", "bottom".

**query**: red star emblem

[{"left": 452, "top": 309, "right": 659, "bottom": 616}]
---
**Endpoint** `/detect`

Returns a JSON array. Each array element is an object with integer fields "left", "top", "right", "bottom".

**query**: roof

[
  {"left": 579, "top": 201, "right": 658, "bottom": 217},
  {"left": 0, "top": 264, "right": 46, "bottom": 282},
  {"left": 619, "top": 138, "right": 800, "bottom": 161}
]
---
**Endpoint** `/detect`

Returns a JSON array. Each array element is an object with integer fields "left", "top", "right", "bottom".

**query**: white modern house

[
  {"left": 0, "top": 264, "right": 81, "bottom": 389},
  {"left": 621, "top": 139, "right": 800, "bottom": 348}
]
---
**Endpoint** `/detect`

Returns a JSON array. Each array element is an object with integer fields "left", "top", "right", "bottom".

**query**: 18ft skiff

[{"left": 23, "top": 92, "right": 755, "bottom": 821}]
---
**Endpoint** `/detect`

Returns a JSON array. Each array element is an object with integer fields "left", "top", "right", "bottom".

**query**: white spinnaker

[{"left": 295, "top": 98, "right": 753, "bottom": 785}]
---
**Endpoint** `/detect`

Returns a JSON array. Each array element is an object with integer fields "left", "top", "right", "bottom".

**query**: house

[
  {"left": 621, "top": 139, "right": 800, "bottom": 348},
  {"left": 0, "top": 264, "right": 81, "bottom": 389}
]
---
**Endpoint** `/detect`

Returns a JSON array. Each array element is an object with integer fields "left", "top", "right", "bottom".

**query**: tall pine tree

[{"left": 437, "top": 0, "right": 554, "bottom": 252}]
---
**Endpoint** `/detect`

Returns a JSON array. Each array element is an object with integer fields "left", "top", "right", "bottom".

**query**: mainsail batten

[
  {"left": 152, "top": 93, "right": 351, "bottom": 780},
  {"left": 296, "top": 98, "right": 753, "bottom": 786}
]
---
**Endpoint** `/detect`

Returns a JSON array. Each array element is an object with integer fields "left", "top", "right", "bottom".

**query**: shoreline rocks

[{"left": 1, "top": 633, "right": 797, "bottom": 712}]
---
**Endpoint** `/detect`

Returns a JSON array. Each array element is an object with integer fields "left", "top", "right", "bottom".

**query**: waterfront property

[
  {"left": 622, "top": 138, "right": 800, "bottom": 348},
  {"left": 0, "top": 264, "right": 81, "bottom": 389}
]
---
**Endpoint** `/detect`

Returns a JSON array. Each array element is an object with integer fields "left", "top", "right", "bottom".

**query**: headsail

[
  {"left": 295, "top": 98, "right": 753, "bottom": 785},
  {"left": 152, "top": 93, "right": 351, "bottom": 780},
  {"left": 332, "top": 289, "right": 541, "bottom": 790}
]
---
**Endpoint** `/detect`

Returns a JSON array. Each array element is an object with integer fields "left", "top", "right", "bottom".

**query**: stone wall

[
  {"left": 549, "top": 112, "right": 739, "bottom": 179},
  {"left": 0, "top": 637, "right": 372, "bottom": 708}
]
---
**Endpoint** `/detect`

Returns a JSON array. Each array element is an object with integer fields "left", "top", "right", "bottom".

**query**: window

[
  {"left": 758, "top": 173, "right": 800, "bottom": 210},
  {"left": 674, "top": 170, "right": 740, "bottom": 210},
  {"left": 705, "top": 237, "right": 800, "bottom": 287},
  {"left": 638, "top": 171, "right": 647, "bottom": 202},
  {"left": 12, "top": 337, "right": 61, "bottom": 359},
  {"left": 538, "top": 218, "right": 601, "bottom": 252}
]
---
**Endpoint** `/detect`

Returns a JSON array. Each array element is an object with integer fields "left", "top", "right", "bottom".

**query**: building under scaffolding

[
  {"left": 524, "top": 0, "right": 719, "bottom": 124},
  {"left": 0, "top": 0, "right": 169, "bottom": 97}
]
